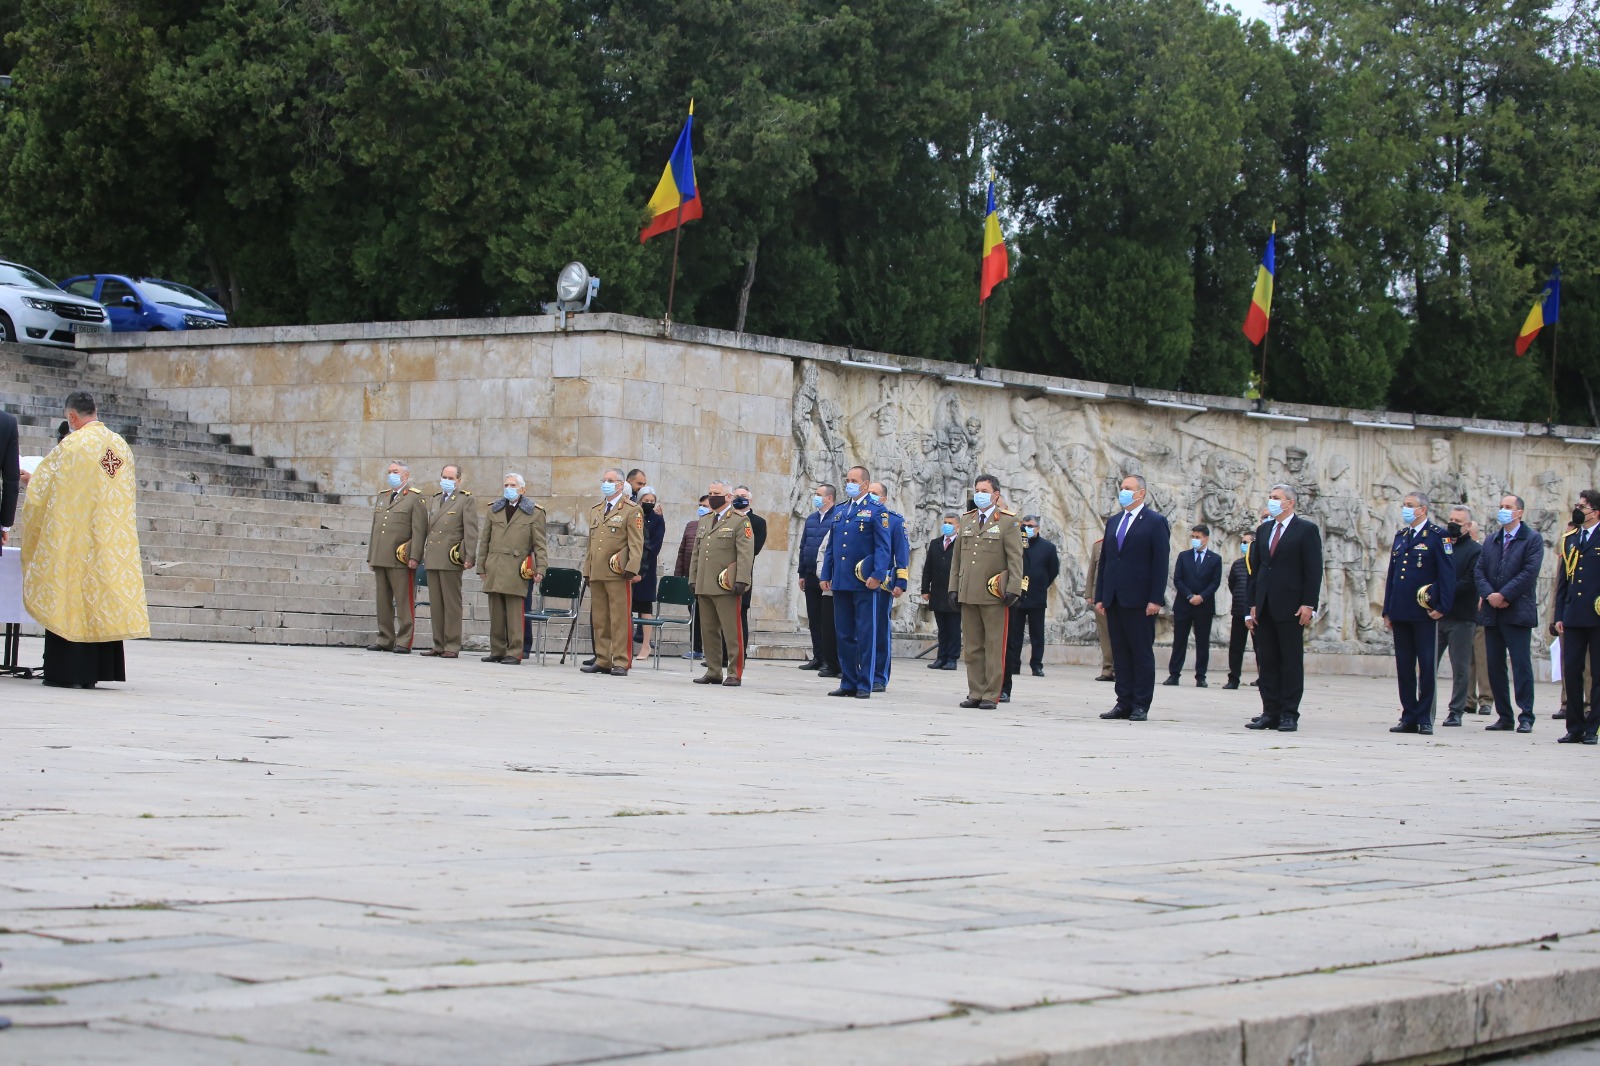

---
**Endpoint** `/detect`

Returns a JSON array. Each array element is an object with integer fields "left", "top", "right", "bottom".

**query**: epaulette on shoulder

[
  {"left": 999, "top": 507, "right": 1017, "bottom": 517},
  {"left": 459, "top": 489, "right": 472, "bottom": 495},
  {"left": 963, "top": 508, "right": 978, "bottom": 515},
  {"left": 408, "top": 486, "right": 423, "bottom": 493}
]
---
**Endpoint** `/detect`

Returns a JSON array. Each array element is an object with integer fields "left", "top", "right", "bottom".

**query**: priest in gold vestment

[{"left": 20, "top": 392, "right": 149, "bottom": 688}]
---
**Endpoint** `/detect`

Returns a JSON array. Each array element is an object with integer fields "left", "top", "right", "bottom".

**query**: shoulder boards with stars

[
  {"left": 459, "top": 489, "right": 472, "bottom": 495},
  {"left": 962, "top": 508, "right": 978, "bottom": 515},
  {"left": 999, "top": 508, "right": 1017, "bottom": 516},
  {"left": 408, "top": 486, "right": 422, "bottom": 494}
]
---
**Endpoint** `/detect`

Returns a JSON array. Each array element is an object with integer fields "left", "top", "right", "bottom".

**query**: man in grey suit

[{"left": 1477, "top": 494, "right": 1545, "bottom": 733}]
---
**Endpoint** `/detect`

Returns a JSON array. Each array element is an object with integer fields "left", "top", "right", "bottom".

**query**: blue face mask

[
  {"left": 1117, "top": 488, "right": 1135, "bottom": 508},
  {"left": 1190, "top": 538, "right": 1202, "bottom": 550},
  {"left": 1497, "top": 508, "right": 1515, "bottom": 526},
  {"left": 972, "top": 491, "right": 993, "bottom": 510},
  {"left": 844, "top": 482, "right": 861, "bottom": 499},
  {"left": 439, "top": 478, "right": 456, "bottom": 495},
  {"left": 1240, "top": 543, "right": 1251, "bottom": 555},
  {"left": 941, "top": 522, "right": 956, "bottom": 537},
  {"left": 697, "top": 505, "right": 711, "bottom": 517},
  {"left": 502, "top": 487, "right": 519, "bottom": 503},
  {"left": 1401, "top": 506, "right": 1417, "bottom": 525},
  {"left": 1266, "top": 499, "right": 1284, "bottom": 518},
  {"left": 867, "top": 492, "right": 882, "bottom": 505},
  {"left": 1024, "top": 527, "right": 1036, "bottom": 538},
  {"left": 812, "top": 495, "right": 824, "bottom": 510},
  {"left": 387, "top": 472, "right": 402, "bottom": 489},
  {"left": 601, "top": 481, "right": 618, "bottom": 497}
]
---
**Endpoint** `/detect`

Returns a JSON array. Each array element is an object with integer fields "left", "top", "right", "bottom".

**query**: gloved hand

[
  {"left": 1003, "top": 592, "right": 1019, "bottom": 607},
  {"left": 734, "top": 582, "right": 750, "bottom": 595},
  {"left": 948, "top": 592, "right": 961, "bottom": 612}
]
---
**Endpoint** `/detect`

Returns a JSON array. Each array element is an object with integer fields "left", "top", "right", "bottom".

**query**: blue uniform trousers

[
  {"left": 1106, "top": 606, "right": 1156, "bottom": 712},
  {"left": 1562, "top": 625, "right": 1600, "bottom": 737},
  {"left": 833, "top": 591, "right": 879, "bottom": 695},
  {"left": 1392, "top": 618, "right": 1439, "bottom": 726},
  {"left": 872, "top": 592, "right": 893, "bottom": 688},
  {"left": 1485, "top": 623, "right": 1535, "bottom": 727}
]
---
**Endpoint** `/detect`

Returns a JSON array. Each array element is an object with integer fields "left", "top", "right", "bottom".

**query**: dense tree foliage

[{"left": 0, "top": 0, "right": 1594, "bottom": 421}]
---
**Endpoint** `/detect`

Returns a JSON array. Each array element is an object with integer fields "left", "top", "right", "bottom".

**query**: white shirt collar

[
  {"left": 1502, "top": 522, "right": 1522, "bottom": 539},
  {"left": 1120, "top": 502, "right": 1145, "bottom": 523}
]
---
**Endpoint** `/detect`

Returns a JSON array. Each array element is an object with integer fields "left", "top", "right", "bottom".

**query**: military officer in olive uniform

[
  {"left": 821, "top": 466, "right": 891, "bottom": 699},
  {"left": 367, "top": 459, "right": 430, "bottom": 653},
  {"left": 475, "top": 472, "right": 547, "bottom": 664},
  {"left": 1383, "top": 490, "right": 1455, "bottom": 735},
  {"left": 1555, "top": 489, "right": 1600, "bottom": 745},
  {"left": 582, "top": 467, "right": 645, "bottom": 675},
  {"left": 691, "top": 479, "right": 755, "bottom": 686},
  {"left": 420, "top": 464, "right": 479, "bottom": 658},
  {"left": 948, "top": 473, "right": 1025, "bottom": 709}
]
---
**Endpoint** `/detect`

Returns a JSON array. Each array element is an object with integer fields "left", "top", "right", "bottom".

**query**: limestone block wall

[{"left": 85, "top": 313, "right": 1600, "bottom": 652}]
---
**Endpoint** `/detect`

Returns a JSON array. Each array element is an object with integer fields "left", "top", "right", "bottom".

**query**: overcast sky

[{"left": 1225, "top": 0, "right": 1281, "bottom": 28}]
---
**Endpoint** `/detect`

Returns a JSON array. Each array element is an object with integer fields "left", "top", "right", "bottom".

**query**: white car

[{"left": 0, "top": 260, "right": 110, "bottom": 348}]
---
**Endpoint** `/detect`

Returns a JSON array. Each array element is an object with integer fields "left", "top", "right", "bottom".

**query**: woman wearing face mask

[{"left": 632, "top": 489, "right": 666, "bottom": 660}]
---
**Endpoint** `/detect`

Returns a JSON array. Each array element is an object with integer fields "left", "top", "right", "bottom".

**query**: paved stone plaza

[{"left": 4, "top": 640, "right": 1600, "bottom": 1065}]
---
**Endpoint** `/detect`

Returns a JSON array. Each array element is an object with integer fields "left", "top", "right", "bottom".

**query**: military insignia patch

[
  {"left": 1442, "top": 540, "right": 1453, "bottom": 555},
  {"left": 635, "top": 514, "right": 643, "bottom": 530},
  {"left": 744, "top": 525, "right": 752, "bottom": 538},
  {"left": 881, "top": 515, "right": 890, "bottom": 528}
]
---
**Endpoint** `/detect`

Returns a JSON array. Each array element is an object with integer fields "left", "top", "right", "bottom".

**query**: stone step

[{"left": 138, "top": 520, "right": 370, "bottom": 546}]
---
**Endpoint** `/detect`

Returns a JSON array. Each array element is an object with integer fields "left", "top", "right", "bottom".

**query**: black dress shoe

[
  {"left": 1031, "top": 666, "right": 1044, "bottom": 677},
  {"left": 693, "top": 674, "right": 722, "bottom": 685},
  {"left": 1246, "top": 719, "right": 1277, "bottom": 730},
  {"left": 818, "top": 668, "right": 841, "bottom": 679},
  {"left": 998, "top": 693, "right": 1011, "bottom": 703},
  {"left": 1277, "top": 721, "right": 1298, "bottom": 732},
  {"left": 977, "top": 700, "right": 997, "bottom": 710},
  {"left": 1222, "top": 680, "right": 1240, "bottom": 690},
  {"left": 1128, "top": 709, "right": 1148, "bottom": 721},
  {"left": 1390, "top": 723, "right": 1419, "bottom": 733},
  {"left": 798, "top": 660, "right": 821, "bottom": 671},
  {"left": 367, "top": 644, "right": 391, "bottom": 652},
  {"left": 927, "top": 660, "right": 946, "bottom": 669},
  {"left": 611, "top": 667, "right": 629, "bottom": 677},
  {"left": 722, "top": 677, "right": 741, "bottom": 687},
  {"left": 828, "top": 687, "right": 856, "bottom": 697},
  {"left": 1585, "top": 734, "right": 1598, "bottom": 745},
  {"left": 1558, "top": 733, "right": 1585, "bottom": 744},
  {"left": 872, "top": 683, "right": 886, "bottom": 693},
  {"left": 1516, "top": 722, "right": 1534, "bottom": 733},
  {"left": 854, "top": 691, "right": 871, "bottom": 699},
  {"left": 1418, "top": 724, "right": 1433, "bottom": 735},
  {"left": 1249, "top": 679, "right": 1259, "bottom": 686},
  {"left": 392, "top": 647, "right": 411, "bottom": 654},
  {"left": 481, "top": 655, "right": 503, "bottom": 663},
  {"left": 1195, "top": 678, "right": 1208, "bottom": 688},
  {"left": 1100, "top": 707, "right": 1130, "bottom": 720},
  {"left": 1095, "top": 673, "right": 1115, "bottom": 682},
  {"left": 1162, "top": 675, "right": 1180, "bottom": 687},
  {"left": 502, "top": 657, "right": 521, "bottom": 666},
  {"left": 581, "top": 657, "right": 596, "bottom": 667},
  {"left": 1554, "top": 710, "right": 1567, "bottom": 719},
  {"left": 960, "top": 698, "right": 983, "bottom": 708},
  {"left": 941, "top": 662, "right": 958, "bottom": 670},
  {"left": 1443, "top": 713, "right": 1463, "bottom": 726},
  {"left": 1485, "top": 721, "right": 1514, "bottom": 731},
  {"left": 580, "top": 664, "right": 604, "bottom": 673}
]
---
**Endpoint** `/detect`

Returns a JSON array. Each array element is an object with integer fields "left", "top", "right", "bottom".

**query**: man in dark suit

[
  {"left": 798, "top": 483, "right": 839, "bottom": 674},
  {"left": 0, "top": 408, "right": 18, "bottom": 547},
  {"left": 1477, "top": 494, "right": 1545, "bottom": 732},
  {"left": 1001, "top": 515, "right": 1061, "bottom": 701},
  {"left": 1094, "top": 474, "right": 1170, "bottom": 722},
  {"left": 1166, "top": 523, "right": 1222, "bottom": 687},
  {"left": 1246, "top": 483, "right": 1323, "bottom": 732},
  {"left": 920, "top": 511, "right": 961, "bottom": 669}
]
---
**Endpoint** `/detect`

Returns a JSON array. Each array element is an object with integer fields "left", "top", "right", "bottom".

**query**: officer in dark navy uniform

[
  {"left": 820, "top": 465, "right": 891, "bottom": 699},
  {"left": 1555, "top": 489, "right": 1600, "bottom": 745},
  {"left": 868, "top": 481, "right": 911, "bottom": 693},
  {"left": 1383, "top": 490, "right": 1455, "bottom": 735}
]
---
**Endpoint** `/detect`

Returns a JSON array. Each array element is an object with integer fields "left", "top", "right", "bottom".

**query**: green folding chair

[
  {"left": 638, "top": 576, "right": 696, "bottom": 670},
  {"left": 524, "top": 567, "right": 585, "bottom": 665}
]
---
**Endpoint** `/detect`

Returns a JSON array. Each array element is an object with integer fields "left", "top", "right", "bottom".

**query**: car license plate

[{"left": 70, "top": 323, "right": 107, "bottom": 333}]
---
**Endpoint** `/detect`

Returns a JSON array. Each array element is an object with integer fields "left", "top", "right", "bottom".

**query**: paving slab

[{"left": 3, "top": 638, "right": 1600, "bottom": 1064}]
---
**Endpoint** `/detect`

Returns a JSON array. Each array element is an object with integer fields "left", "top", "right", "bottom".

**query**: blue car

[{"left": 58, "top": 274, "right": 229, "bottom": 332}]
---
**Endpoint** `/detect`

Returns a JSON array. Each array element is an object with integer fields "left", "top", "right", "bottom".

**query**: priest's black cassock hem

[{"left": 43, "top": 630, "right": 126, "bottom": 688}]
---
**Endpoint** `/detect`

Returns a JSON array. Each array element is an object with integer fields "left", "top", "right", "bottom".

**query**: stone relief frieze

[{"left": 786, "top": 364, "right": 1598, "bottom": 654}]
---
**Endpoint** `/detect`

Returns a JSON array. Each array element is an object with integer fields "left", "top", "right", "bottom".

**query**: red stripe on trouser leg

[
  {"left": 994, "top": 607, "right": 1008, "bottom": 701},
  {"left": 406, "top": 570, "right": 417, "bottom": 649},
  {"left": 733, "top": 599, "right": 745, "bottom": 679}
]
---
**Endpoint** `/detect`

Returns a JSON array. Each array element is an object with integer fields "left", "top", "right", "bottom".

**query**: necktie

[
  {"left": 944, "top": 537, "right": 953, "bottom": 550},
  {"left": 979, "top": 512, "right": 988, "bottom": 528},
  {"left": 1195, "top": 550, "right": 1202, "bottom": 565},
  {"left": 1116, "top": 512, "right": 1131, "bottom": 549},
  {"left": 1505, "top": 532, "right": 1512, "bottom": 548},
  {"left": 1584, "top": 529, "right": 1591, "bottom": 549},
  {"left": 1269, "top": 521, "right": 1282, "bottom": 557}
]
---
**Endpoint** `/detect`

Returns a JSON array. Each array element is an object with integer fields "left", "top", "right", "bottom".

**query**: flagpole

[
  {"left": 1550, "top": 319, "right": 1560, "bottom": 424},
  {"left": 975, "top": 300, "right": 987, "bottom": 369},
  {"left": 664, "top": 203, "right": 685, "bottom": 330},
  {"left": 1258, "top": 328, "right": 1272, "bottom": 403}
]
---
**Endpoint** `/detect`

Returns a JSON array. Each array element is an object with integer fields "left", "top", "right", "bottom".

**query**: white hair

[
  {"left": 503, "top": 472, "right": 526, "bottom": 489},
  {"left": 388, "top": 459, "right": 410, "bottom": 473},
  {"left": 639, "top": 485, "right": 657, "bottom": 497}
]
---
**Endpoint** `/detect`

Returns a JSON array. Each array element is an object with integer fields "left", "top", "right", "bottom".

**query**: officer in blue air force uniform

[
  {"left": 868, "top": 481, "right": 911, "bottom": 693},
  {"left": 1383, "top": 490, "right": 1455, "bottom": 735},
  {"left": 1555, "top": 489, "right": 1600, "bottom": 745},
  {"left": 821, "top": 467, "right": 891, "bottom": 699}
]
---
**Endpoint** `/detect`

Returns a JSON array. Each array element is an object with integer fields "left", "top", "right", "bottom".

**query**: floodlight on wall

[
  {"left": 1146, "top": 398, "right": 1207, "bottom": 412},
  {"left": 840, "top": 359, "right": 902, "bottom": 374},
  {"left": 1461, "top": 425, "right": 1526, "bottom": 439},
  {"left": 1045, "top": 386, "right": 1107, "bottom": 400},
  {"left": 1350, "top": 419, "right": 1415, "bottom": 431},
  {"left": 552, "top": 261, "right": 599, "bottom": 327},
  {"left": 944, "top": 374, "right": 1005, "bottom": 388},
  {"left": 1246, "top": 411, "right": 1310, "bottom": 423},
  {"left": 1564, "top": 437, "right": 1600, "bottom": 446}
]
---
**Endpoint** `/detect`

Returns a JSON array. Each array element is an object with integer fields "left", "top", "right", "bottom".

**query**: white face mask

[{"left": 1190, "top": 538, "right": 1203, "bottom": 550}]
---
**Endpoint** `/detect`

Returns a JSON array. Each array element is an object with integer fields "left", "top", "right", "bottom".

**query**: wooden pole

[{"left": 664, "top": 202, "right": 685, "bottom": 328}]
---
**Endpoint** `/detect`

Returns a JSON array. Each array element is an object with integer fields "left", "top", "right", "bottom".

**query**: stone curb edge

[{"left": 620, "top": 937, "right": 1600, "bottom": 1066}]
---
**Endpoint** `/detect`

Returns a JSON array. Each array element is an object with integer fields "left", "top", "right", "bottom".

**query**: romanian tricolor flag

[
  {"left": 640, "top": 103, "right": 702, "bottom": 244},
  {"left": 979, "top": 175, "right": 1009, "bottom": 303},
  {"left": 1515, "top": 268, "right": 1561, "bottom": 356},
  {"left": 1242, "top": 222, "right": 1275, "bottom": 345}
]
